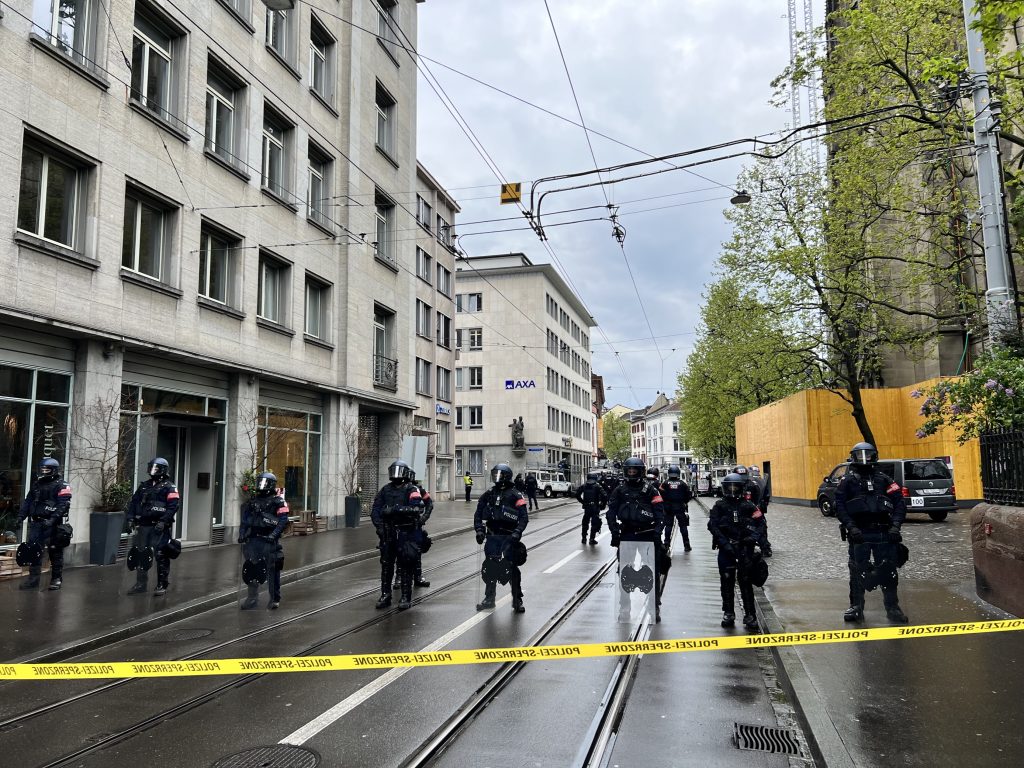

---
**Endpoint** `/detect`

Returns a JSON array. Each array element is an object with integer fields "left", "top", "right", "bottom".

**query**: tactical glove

[
  {"left": 847, "top": 526, "right": 864, "bottom": 544},
  {"left": 510, "top": 530, "right": 521, "bottom": 541},
  {"left": 888, "top": 526, "right": 902, "bottom": 543},
  {"left": 475, "top": 531, "right": 485, "bottom": 545},
  {"left": 154, "top": 521, "right": 166, "bottom": 532}
]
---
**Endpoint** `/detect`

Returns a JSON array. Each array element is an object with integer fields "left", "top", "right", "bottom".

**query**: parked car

[
  {"left": 817, "top": 458, "right": 956, "bottom": 521},
  {"left": 534, "top": 470, "right": 573, "bottom": 498},
  {"left": 696, "top": 466, "right": 732, "bottom": 497}
]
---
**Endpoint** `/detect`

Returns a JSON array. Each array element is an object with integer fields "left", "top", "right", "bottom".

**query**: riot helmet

[
  {"left": 490, "top": 463, "right": 513, "bottom": 487},
  {"left": 586, "top": 472, "right": 599, "bottom": 483},
  {"left": 646, "top": 467, "right": 660, "bottom": 481},
  {"left": 748, "top": 466, "right": 761, "bottom": 478},
  {"left": 666, "top": 465, "right": 681, "bottom": 480},
  {"left": 37, "top": 457, "right": 60, "bottom": 481},
  {"left": 388, "top": 460, "right": 412, "bottom": 484},
  {"left": 732, "top": 464, "right": 749, "bottom": 478},
  {"left": 622, "top": 456, "right": 645, "bottom": 485},
  {"left": 256, "top": 472, "right": 277, "bottom": 495},
  {"left": 148, "top": 457, "right": 170, "bottom": 479},
  {"left": 721, "top": 473, "right": 747, "bottom": 499},
  {"left": 850, "top": 442, "right": 878, "bottom": 468}
]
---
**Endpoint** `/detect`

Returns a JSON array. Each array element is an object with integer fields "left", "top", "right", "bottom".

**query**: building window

[
  {"left": 436, "top": 312, "right": 451, "bottom": 348},
  {"left": 373, "top": 307, "right": 397, "bottom": 389},
  {"left": 309, "top": 16, "right": 334, "bottom": 103},
  {"left": 468, "top": 367, "right": 483, "bottom": 390},
  {"left": 262, "top": 108, "right": 292, "bottom": 199},
  {"left": 437, "top": 367, "right": 451, "bottom": 402},
  {"left": 468, "top": 449, "right": 484, "bottom": 474},
  {"left": 198, "top": 225, "right": 238, "bottom": 305},
  {"left": 32, "top": 0, "right": 97, "bottom": 67},
  {"left": 547, "top": 330, "right": 558, "bottom": 357},
  {"left": 468, "top": 406, "right": 483, "bottom": 430},
  {"left": 255, "top": 407, "right": 321, "bottom": 512},
  {"left": 437, "top": 420, "right": 451, "bottom": 454},
  {"left": 258, "top": 252, "right": 289, "bottom": 324},
  {"left": 374, "top": 192, "right": 395, "bottom": 265},
  {"left": 455, "top": 406, "right": 463, "bottom": 429},
  {"left": 436, "top": 264, "right": 452, "bottom": 297},
  {"left": 131, "top": 7, "right": 182, "bottom": 127},
  {"left": 307, "top": 143, "right": 331, "bottom": 228},
  {"left": 17, "top": 139, "right": 87, "bottom": 250},
  {"left": 436, "top": 214, "right": 453, "bottom": 248},
  {"left": 122, "top": 187, "right": 174, "bottom": 281},
  {"left": 265, "top": 7, "right": 294, "bottom": 63},
  {"left": 416, "top": 300, "right": 432, "bottom": 338},
  {"left": 375, "top": 83, "right": 396, "bottom": 157},
  {"left": 305, "top": 277, "right": 329, "bottom": 339},
  {"left": 416, "top": 247, "right": 432, "bottom": 283},
  {"left": 376, "top": 0, "right": 399, "bottom": 53},
  {"left": 469, "top": 327, "right": 482, "bottom": 350},
  {"left": 205, "top": 62, "right": 244, "bottom": 167},
  {"left": 416, "top": 196, "right": 433, "bottom": 231},
  {"left": 416, "top": 358, "right": 432, "bottom": 395},
  {"left": 455, "top": 293, "right": 482, "bottom": 313}
]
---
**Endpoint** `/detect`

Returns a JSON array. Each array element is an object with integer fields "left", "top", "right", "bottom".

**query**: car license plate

[
  {"left": 919, "top": 488, "right": 947, "bottom": 495},
  {"left": 910, "top": 497, "right": 924, "bottom": 507}
]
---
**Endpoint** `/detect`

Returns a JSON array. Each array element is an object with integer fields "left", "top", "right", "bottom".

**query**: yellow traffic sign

[{"left": 500, "top": 183, "right": 522, "bottom": 204}]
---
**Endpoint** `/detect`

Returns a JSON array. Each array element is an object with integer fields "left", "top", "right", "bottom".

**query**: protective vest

[
  {"left": 26, "top": 480, "right": 71, "bottom": 520},
  {"left": 660, "top": 480, "right": 690, "bottom": 509},
  {"left": 710, "top": 498, "right": 760, "bottom": 541},
  {"left": 483, "top": 488, "right": 526, "bottom": 534},
  {"left": 580, "top": 483, "right": 604, "bottom": 506},
  {"left": 246, "top": 495, "right": 283, "bottom": 535},
  {"left": 840, "top": 472, "right": 898, "bottom": 529},
  {"left": 378, "top": 483, "right": 422, "bottom": 525},
  {"left": 138, "top": 480, "right": 176, "bottom": 523},
  {"left": 616, "top": 484, "right": 657, "bottom": 531}
]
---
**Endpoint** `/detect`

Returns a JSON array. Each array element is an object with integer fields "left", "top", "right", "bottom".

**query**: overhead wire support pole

[{"left": 962, "top": 0, "right": 1019, "bottom": 343}]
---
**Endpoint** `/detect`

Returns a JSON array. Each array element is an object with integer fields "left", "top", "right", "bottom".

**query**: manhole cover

[
  {"left": 148, "top": 628, "right": 215, "bottom": 642},
  {"left": 734, "top": 722, "right": 802, "bottom": 755},
  {"left": 212, "top": 745, "right": 320, "bottom": 768}
]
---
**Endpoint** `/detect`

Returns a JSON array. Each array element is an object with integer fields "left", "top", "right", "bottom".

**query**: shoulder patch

[
  {"left": 408, "top": 490, "right": 422, "bottom": 500},
  {"left": 515, "top": 498, "right": 527, "bottom": 507},
  {"left": 166, "top": 491, "right": 181, "bottom": 501},
  {"left": 887, "top": 483, "right": 901, "bottom": 493},
  {"left": 650, "top": 494, "right": 663, "bottom": 504},
  {"left": 58, "top": 486, "right": 72, "bottom": 497}
]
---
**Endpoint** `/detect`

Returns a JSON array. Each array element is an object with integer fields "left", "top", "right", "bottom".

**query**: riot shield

[
  {"left": 238, "top": 537, "right": 278, "bottom": 610},
  {"left": 476, "top": 532, "right": 509, "bottom": 611},
  {"left": 614, "top": 541, "right": 656, "bottom": 624},
  {"left": 6, "top": 540, "right": 44, "bottom": 593},
  {"left": 122, "top": 524, "right": 159, "bottom": 596}
]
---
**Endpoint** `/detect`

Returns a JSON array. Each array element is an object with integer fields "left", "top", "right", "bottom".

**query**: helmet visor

[
  {"left": 852, "top": 449, "right": 874, "bottom": 465},
  {"left": 388, "top": 463, "right": 407, "bottom": 481},
  {"left": 722, "top": 481, "right": 745, "bottom": 498},
  {"left": 148, "top": 463, "right": 162, "bottom": 477},
  {"left": 257, "top": 476, "right": 274, "bottom": 492}
]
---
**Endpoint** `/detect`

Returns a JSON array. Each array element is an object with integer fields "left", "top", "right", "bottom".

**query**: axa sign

[{"left": 505, "top": 379, "right": 536, "bottom": 390}]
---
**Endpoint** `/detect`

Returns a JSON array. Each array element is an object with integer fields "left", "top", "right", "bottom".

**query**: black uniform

[
  {"left": 474, "top": 484, "right": 529, "bottom": 609},
  {"left": 707, "top": 496, "right": 766, "bottom": 621},
  {"left": 16, "top": 476, "right": 72, "bottom": 589},
  {"left": 371, "top": 481, "right": 423, "bottom": 606},
  {"left": 599, "top": 472, "right": 619, "bottom": 498},
  {"left": 607, "top": 480, "right": 666, "bottom": 618},
  {"left": 659, "top": 478, "right": 693, "bottom": 551},
  {"left": 126, "top": 478, "right": 180, "bottom": 592},
  {"left": 395, "top": 483, "right": 432, "bottom": 589},
  {"left": 745, "top": 476, "right": 772, "bottom": 556},
  {"left": 524, "top": 474, "right": 540, "bottom": 510},
  {"left": 835, "top": 467, "right": 907, "bottom": 618},
  {"left": 238, "top": 492, "right": 289, "bottom": 607},
  {"left": 575, "top": 480, "right": 608, "bottom": 544}
]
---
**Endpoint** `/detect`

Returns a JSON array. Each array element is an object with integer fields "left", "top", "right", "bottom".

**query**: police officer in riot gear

[
  {"left": 575, "top": 472, "right": 608, "bottom": 545},
  {"left": 734, "top": 464, "right": 773, "bottom": 557},
  {"left": 474, "top": 463, "right": 529, "bottom": 613},
  {"left": 708, "top": 473, "right": 767, "bottom": 629},
  {"left": 126, "top": 457, "right": 179, "bottom": 595},
  {"left": 371, "top": 460, "right": 423, "bottom": 610},
  {"left": 660, "top": 464, "right": 693, "bottom": 552},
  {"left": 394, "top": 472, "right": 432, "bottom": 590},
  {"left": 835, "top": 442, "right": 909, "bottom": 623},
  {"left": 607, "top": 456, "right": 666, "bottom": 622},
  {"left": 15, "top": 458, "right": 72, "bottom": 590},
  {"left": 599, "top": 469, "right": 619, "bottom": 498},
  {"left": 238, "top": 472, "right": 289, "bottom": 609}
]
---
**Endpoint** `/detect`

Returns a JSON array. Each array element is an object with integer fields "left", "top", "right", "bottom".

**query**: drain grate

[
  {"left": 734, "top": 722, "right": 802, "bottom": 755},
  {"left": 148, "top": 628, "right": 214, "bottom": 642},
  {"left": 212, "top": 745, "right": 319, "bottom": 768}
]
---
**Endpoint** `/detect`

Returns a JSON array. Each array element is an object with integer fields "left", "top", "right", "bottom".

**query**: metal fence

[{"left": 980, "top": 428, "right": 1024, "bottom": 506}]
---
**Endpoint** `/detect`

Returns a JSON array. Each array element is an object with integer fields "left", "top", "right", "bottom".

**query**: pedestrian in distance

[
  {"left": 835, "top": 442, "right": 909, "bottom": 624},
  {"left": 575, "top": 472, "right": 607, "bottom": 545},
  {"left": 708, "top": 473, "right": 768, "bottom": 630},
  {"left": 238, "top": 472, "right": 289, "bottom": 610},
  {"left": 513, "top": 472, "right": 526, "bottom": 493},
  {"left": 524, "top": 472, "right": 540, "bottom": 511},
  {"left": 125, "top": 457, "right": 179, "bottom": 596},
  {"left": 14, "top": 458, "right": 72, "bottom": 591},
  {"left": 660, "top": 464, "right": 693, "bottom": 552},
  {"left": 371, "top": 460, "right": 424, "bottom": 611},
  {"left": 463, "top": 472, "right": 473, "bottom": 503},
  {"left": 474, "top": 463, "right": 529, "bottom": 613}
]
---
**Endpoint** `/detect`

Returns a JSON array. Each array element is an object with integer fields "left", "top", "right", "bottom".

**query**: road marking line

[
  {"left": 278, "top": 595, "right": 512, "bottom": 745},
  {"left": 543, "top": 532, "right": 609, "bottom": 574}
]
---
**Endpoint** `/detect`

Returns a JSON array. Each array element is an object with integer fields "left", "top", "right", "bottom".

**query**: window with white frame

[
  {"left": 455, "top": 367, "right": 464, "bottom": 391},
  {"left": 375, "top": 83, "right": 396, "bottom": 157},
  {"left": 436, "top": 264, "right": 452, "bottom": 297},
  {"left": 468, "top": 367, "right": 483, "bottom": 390},
  {"left": 374, "top": 192, "right": 395, "bottom": 264},
  {"left": 17, "top": 138, "right": 88, "bottom": 251},
  {"left": 218, "top": 0, "right": 250, "bottom": 20},
  {"left": 258, "top": 252, "right": 289, "bottom": 324},
  {"left": 437, "top": 367, "right": 451, "bottom": 402},
  {"left": 416, "top": 300, "right": 431, "bottom": 338},
  {"left": 436, "top": 312, "right": 451, "bottom": 348},
  {"left": 581, "top": 331, "right": 589, "bottom": 349},
  {"left": 436, "top": 420, "right": 451, "bottom": 454},
  {"left": 468, "top": 449, "right": 484, "bottom": 474},
  {"left": 416, "top": 358, "right": 432, "bottom": 395},
  {"left": 32, "top": 0, "right": 98, "bottom": 66},
  {"left": 261, "top": 108, "right": 292, "bottom": 199},
  {"left": 436, "top": 214, "right": 453, "bottom": 248},
  {"left": 122, "top": 186, "right": 174, "bottom": 281},
  {"left": 455, "top": 406, "right": 463, "bottom": 429},
  {"left": 455, "top": 293, "right": 482, "bottom": 313},
  {"left": 205, "top": 62, "right": 244, "bottom": 167},
  {"left": 198, "top": 224, "right": 238, "bottom": 305},
  {"left": 416, "top": 247, "right": 431, "bottom": 282},
  {"left": 265, "top": 7, "right": 294, "bottom": 63},
  {"left": 131, "top": 7, "right": 183, "bottom": 126},
  {"left": 307, "top": 143, "right": 331, "bottom": 228},
  {"left": 309, "top": 16, "right": 334, "bottom": 103},
  {"left": 416, "top": 196, "right": 432, "bottom": 231},
  {"left": 468, "top": 406, "right": 483, "bottom": 430},
  {"left": 305, "top": 277, "right": 329, "bottom": 339},
  {"left": 547, "top": 330, "right": 558, "bottom": 356},
  {"left": 468, "top": 327, "right": 482, "bottom": 350},
  {"left": 375, "top": 0, "right": 399, "bottom": 52}
]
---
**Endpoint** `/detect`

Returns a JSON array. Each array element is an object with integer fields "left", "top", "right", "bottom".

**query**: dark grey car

[{"left": 816, "top": 458, "right": 957, "bottom": 521}]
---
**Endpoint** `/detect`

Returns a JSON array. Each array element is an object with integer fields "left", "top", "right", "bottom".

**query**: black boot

[
  {"left": 885, "top": 604, "right": 908, "bottom": 623},
  {"left": 476, "top": 595, "right": 496, "bottom": 610},
  {"left": 127, "top": 581, "right": 147, "bottom": 595},
  {"left": 682, "top": 532, "right": 692, "bottom": 552},
  {"left": 743, "top": 613, "right": 758, "bottom": 629},
  {"left": 414, "top": 566, "right": 430, "bottom": 588},
  {"left": 843, "top": 604, "right": 864, "bottom": 622},
  {"left": 375, "top": 592, "right": 392, "bottom": 609},
  {"left": 48, "top": 578, "right": 62, "bottom": 591},
  {"left": 20, "top": 577, "right": 40, "bottom": 590},
  {"left": 154, "top": 582, "right": 168, "bottom": 596},
  {"left": 398, "top": 589, "right": 412, "bottom": 611},
  {"left": 721, "top": 612, "right": 735, "bottom": 627},
  {"left": 512, "top": 589, "right": 525, "bottom": 613}
]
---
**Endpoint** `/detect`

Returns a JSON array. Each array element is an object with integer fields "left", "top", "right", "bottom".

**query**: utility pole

[{"left": 962, "top": 0, "right": 1018, "bottom": 344}]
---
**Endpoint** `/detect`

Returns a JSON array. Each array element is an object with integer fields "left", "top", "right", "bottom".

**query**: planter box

[{"left": 971, "top": 503, "right": 1024, "bottom": 617}]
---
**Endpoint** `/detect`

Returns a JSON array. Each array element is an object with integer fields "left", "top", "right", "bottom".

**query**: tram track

[{"left": 11, "top": 510, "right": 588, "bottom": 767}]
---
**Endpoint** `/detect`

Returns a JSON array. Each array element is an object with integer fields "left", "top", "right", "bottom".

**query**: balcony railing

[
  {"left": 373, "top": 353, "right": 398, "bottom": 391},
  {"left": 980, "top": 428, "right": 1024, "bottom": 506}
]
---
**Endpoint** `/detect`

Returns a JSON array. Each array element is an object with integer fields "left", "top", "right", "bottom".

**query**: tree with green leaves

[{"left": 601, "top": 413, "right": 631, "bottom": 463}]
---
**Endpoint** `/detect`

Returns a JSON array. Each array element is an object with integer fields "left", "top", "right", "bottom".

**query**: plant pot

[
  {"left": 344, "top": 495, "right": 361, "bottom": 528},
  {"left": 89, "top": 510, "right": 126, "bottom": 565}
]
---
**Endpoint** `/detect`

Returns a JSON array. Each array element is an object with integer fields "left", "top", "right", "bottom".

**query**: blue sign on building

[{"left": 505, "top": 379, "right": 536, "bottom": 389}]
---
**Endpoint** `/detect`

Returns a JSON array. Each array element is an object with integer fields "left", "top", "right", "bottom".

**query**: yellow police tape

[{"left": 3, "top": 619, "right": 1022, "bottom": 681}]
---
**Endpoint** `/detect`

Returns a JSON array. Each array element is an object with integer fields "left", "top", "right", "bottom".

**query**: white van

[{"left": 533, "top": 470, "right": 573, "bottom": 497}]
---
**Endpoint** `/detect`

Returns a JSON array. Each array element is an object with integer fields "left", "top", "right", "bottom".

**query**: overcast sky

[{"left": 416, "top": 0, "right": 802, "bottom": 409}]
